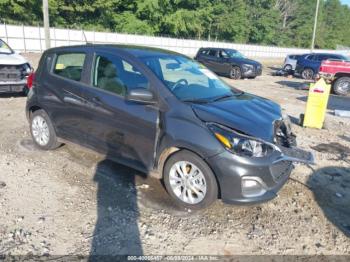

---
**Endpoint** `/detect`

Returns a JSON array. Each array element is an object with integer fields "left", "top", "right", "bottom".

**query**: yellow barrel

[{"left": 303, "top": 78, "right": 331, "bottom": 129}]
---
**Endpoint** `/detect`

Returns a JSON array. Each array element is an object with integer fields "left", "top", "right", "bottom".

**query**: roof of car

[
  {"left": 200, "top": 47, "right": 237, "bottom": 51},
  {"left": 46, "top": 44, "right": 184, "bottom": 58},
  {"left": 301, "top": 53, "right": 344, "bottom": 56}
]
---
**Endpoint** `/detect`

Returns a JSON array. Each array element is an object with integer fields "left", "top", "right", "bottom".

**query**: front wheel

[
  {"left": 333, "top": 77, "right": 350, "bottom": 96},
  {"left": 229, "top": 66, "right": 242, "bottom": 80},
  {"left": 163, "top": 150, "right": 218, "bottom": 210}
]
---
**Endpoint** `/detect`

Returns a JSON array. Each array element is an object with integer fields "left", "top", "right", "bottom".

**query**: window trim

[{"left": 50, "top": 51, "right": 88, "bottom": 83}]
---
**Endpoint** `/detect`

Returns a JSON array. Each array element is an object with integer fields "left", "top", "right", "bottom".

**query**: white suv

[
  {"left": 283, "top": 54, "right": 301, "bottom": 71},
  {"left": 0, "top": 39, "right": 32, "bottom": 95}
]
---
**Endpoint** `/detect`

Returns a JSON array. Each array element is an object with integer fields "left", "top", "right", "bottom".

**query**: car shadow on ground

[
  {"left": 297, "top": 95, "right": 350, "bottom": 111},
  {"left": 307, "top": 166, "right": 350, "bottom": 238},
  {"left": 275, "top": 80, "right": 310, "bottom": 90},
  {"left": 0, "top": 92, "right": 26, "bottom": 99},
  {"left": 89, "top": 156, "right": 145, "bottom": 260}
]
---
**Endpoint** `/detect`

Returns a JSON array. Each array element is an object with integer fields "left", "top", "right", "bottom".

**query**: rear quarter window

[
  {"left": 53, "top": 53, "right": 86, "bottom": 81},
  {"left": 198, "top": 49, "right": 209, "bottom": 56}
]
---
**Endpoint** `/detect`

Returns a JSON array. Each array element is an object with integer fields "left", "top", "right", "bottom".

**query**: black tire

[
  {"left": 163, "top": 150, "right": 218, "bottom": 210},
  {"left": 333, "top": 77, "right": 350, "bottom": 96},
  {"left": 30, "top": 109, "right": 61, "bottom": 150},
  {"left": 299, "top": 113, "right": 305, "bottom": 127},
  {"left": 22, "top": 86, "right": 29, "bottom": 96},
  {"left": 229, "top": 66, "right": 242, "bottom": 80},
  {"left": 301, "top": 68, "right": 314, "bottom": 80}
]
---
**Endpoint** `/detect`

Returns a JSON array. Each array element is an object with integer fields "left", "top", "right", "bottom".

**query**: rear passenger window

[
  {"left": 306, "top": 55, "right": 315, "bottom": 61},
  {"left": 208, "top": 50, "right": 217, "bottom": 57},
  {"left": 93, "top": 55, "right": 149, "bottom": 97},
  {"left": 53, "top": 53, "right": 86, "bottom": 81}
]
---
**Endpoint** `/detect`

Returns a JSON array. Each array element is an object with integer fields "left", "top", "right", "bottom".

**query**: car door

[
  {"left": 37, "top": 50, "right": 92, "bottom": 144},
  {"left": 311, "top": 54, "right": 323, "bottom": 71},
  {"left": 217, "top": 50, "right": 232, "bottom": 74},
  {"left": 202, "top": 50, "right": 221, "bottom": 73},
  {"left": 79, "top": 51, "right": 159, "bottom": 172}
]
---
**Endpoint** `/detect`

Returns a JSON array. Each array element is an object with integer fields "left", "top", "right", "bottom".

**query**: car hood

[
  {"left": 0, "top": 53, "right": 28, "bottom": 65},
  {"left": 229, "top": 57, "right": 261, "bottom": 66},
  {"left": 192, "top": 93, "right": 281, "bottom": 142}
]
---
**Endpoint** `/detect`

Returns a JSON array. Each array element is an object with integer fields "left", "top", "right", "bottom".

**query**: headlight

[
  {"left": 242, "top": 64, "right": 254, "bottom": 72},
  {"left": 208, "top": 123, "right": 275, "bottom": 158}
]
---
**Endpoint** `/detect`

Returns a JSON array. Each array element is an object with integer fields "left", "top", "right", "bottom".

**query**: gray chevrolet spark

[{"left": 26, "top": 45, "right": 313, "bottom": 209}]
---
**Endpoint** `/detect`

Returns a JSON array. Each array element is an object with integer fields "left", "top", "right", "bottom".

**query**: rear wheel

[
  {"left": 163, "top": 150, "right": 218, "bottom": 210},
  {"left": 283, "top": 64, "right": 292, "bottom": 71},
  {"left": 333, "top": 77, "right": 350, "bottom": 96},
  {"left": 229, "top": 66, "right": 242, "bottom": 80},
  {"left": 30, "top": 110, "right": 61, "bottom": 150},
  {"left": 301, "top": 68, "right": 314, "bottom": 80}
]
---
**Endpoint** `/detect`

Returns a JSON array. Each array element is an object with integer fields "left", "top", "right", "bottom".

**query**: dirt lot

[{"left": 0, "top": 53, "right": 349, "bottom": 257}]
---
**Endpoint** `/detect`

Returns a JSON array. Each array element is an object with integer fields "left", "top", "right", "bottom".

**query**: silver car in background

[
  {"left": 283, "top": 54, "right": 301, "bottom": 71},
  {"left": 0, "top": 39, "right": 32, "bottom": 95}
]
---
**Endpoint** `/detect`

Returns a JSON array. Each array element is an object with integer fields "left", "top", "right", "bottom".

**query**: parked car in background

[
  {"left": 319, "top": 59, "right": 350, "bottom": 96},
  {"left": 283, "top": 54, "right": 301, "bottom": 72},
  {"left": 295, "top": 53, "right": 349, "bottom": 80},
  {"left": 194, "top": 48, "right": 262, "bottom": 80},
  {"left": 0, "top": 39, "right": 32, "bottom": 95},
  {"left": 26, "top": 45, "right": 313, "bottom": 209}
]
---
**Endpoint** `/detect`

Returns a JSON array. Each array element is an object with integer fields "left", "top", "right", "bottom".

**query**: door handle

[{"left": 91, "top": 96, "right": 102, "bottom": 105}]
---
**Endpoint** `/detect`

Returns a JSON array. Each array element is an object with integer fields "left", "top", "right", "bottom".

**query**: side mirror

[{"left": 126, "top": 88, "right": 155, "bottom": 104}]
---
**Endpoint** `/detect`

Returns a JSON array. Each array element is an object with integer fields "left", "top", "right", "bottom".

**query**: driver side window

[
  {"left": 218, "top": 50, "right": 229, "bottom": 58},
  {"left": 93, "top": 55, "right": 149, "bottom": 97}
]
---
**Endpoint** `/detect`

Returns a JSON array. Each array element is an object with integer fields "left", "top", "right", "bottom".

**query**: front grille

[
  {"left": 0, "top": 64, "right": 27, "bottom": 82},
  {"left": 255, "top": 65, "right": 262, "bottom": 75},
  {"left": 273, "top": 120, "right": 296, "bottom": 147}
]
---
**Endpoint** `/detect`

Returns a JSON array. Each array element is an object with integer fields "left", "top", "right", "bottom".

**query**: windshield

[
  {"left": 141, "top": 55, "right": 240, "bottom": 102},
  {"left": 0, "top": 39, "right": 13, "bottom": 54},
  {"left": 341, "top": 55, "right": 350, "bottom": 61},
  {"left": 225, "top": 50, "right": 246, "bottom": 59}
]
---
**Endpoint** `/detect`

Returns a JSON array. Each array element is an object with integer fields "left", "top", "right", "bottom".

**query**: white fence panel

[{"left": 1, "top": 23, "right": 349, "bottom": 58}]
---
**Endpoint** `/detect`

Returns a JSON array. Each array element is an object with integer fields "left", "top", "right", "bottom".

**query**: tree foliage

[{"left": 1, "top": 0, "right": 350, "bottom": 49}]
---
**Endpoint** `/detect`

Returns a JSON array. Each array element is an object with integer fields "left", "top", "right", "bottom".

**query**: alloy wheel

[
  {"left": 230, "top": 67, "right": 241, "bottom": 79},
  {"left": 31, "top": 115, "right": 50, "bottom": 146},
  {"left": 168, "top": 161, "right": 207, "bottom": 204},
  {"left": 302, "top": 69, "right": 314, "bottom": 80},
  {"left": 338, "top": 79, "right": 350, "bottom": 94}
]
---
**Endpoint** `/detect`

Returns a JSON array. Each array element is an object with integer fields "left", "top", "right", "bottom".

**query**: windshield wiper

[
  {"left": 212, "top": 92, "right": 244, "bottom": 102},
  {"left": 182, "top": 98, "right": 211, "bottom": 104}
]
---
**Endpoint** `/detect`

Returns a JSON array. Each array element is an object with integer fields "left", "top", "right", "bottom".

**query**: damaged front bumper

[
  {"left": 207, "top": 145, "right": 314, "bottom": 205},
  {"left": 0, "top": 79, "right": 27, "bottom": 93}
]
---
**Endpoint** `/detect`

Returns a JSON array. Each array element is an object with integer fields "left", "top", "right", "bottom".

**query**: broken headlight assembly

[{"left": 208, "top": 123, "right": 276, "bottom": 158}]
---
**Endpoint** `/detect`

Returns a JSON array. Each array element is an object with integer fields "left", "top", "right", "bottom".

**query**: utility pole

[
  {"left": 43, "top": 0, "right": 50, "bottom": 49},
  {"left": 311, "top": 0, "right": 320, "bottom": 52}
]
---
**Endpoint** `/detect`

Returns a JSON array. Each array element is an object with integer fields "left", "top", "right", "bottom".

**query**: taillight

[{"left": 27, "top": 72, "right": 35, "bottom": 89}]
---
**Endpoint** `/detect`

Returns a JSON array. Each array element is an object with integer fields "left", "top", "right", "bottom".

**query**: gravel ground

[{"left": 0, "top": 53, "right": 349, "bottom": 257}]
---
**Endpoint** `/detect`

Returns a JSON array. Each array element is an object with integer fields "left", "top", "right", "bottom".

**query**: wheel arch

[
  {"left": 28, "top": 105, "right": 42, "bottom": 118},
  {"left": 334, "top": 73, "right": 350, "bottom": 79},
  {"left": 153, "top": 146, "right": 222, "bottom": 198}
]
